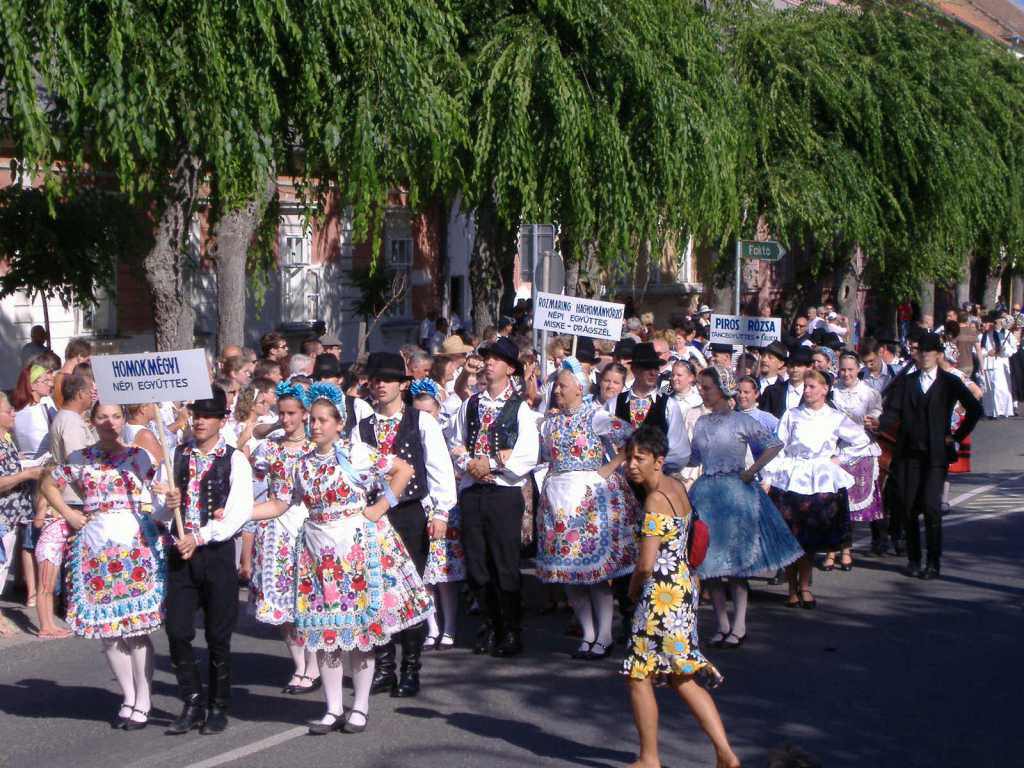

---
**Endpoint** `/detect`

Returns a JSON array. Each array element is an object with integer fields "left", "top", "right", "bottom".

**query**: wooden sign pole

[{"left": 152, "top": 407, "right": 184, "bottom": 539}]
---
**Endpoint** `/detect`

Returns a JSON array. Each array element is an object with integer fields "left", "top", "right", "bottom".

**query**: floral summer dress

[
  {"left": 537, "top": 402, "right": 639, "bottom": 584},
  {"left": 271, "top": 442, "right": 433, "bottom": 652},
  {"left": 52, "top": 446, "right": 166, "bottom": 639},
  {"left": 249, "top": 438, "right": 311, "bottom": 624},
  {"left": 621, "top": 495, "right": 722, "bottom": 688}
]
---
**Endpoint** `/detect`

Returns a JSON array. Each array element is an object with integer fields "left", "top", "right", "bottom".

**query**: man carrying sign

[{"left": 156, "top": 387, "right": 253, "bottom": 735}]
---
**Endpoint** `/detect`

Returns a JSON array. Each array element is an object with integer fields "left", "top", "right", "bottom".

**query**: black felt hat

[
  {"left": 630, "top": 342, "right": 662, "bottom": 369},
  {"left": 313, "top": 353, "right": 342, "bottom": 380},
  {"left": 480, "top": 336, "right": 524, "bottom": 376},
  {"left": 918, "top": 333, "right": 943, "bottom": 353},
  {"left": 787, "top": 346, "right": 814, "bottom": 366},
  {"left": 612, "top": 338, "right": 637, "bottom": 360},
  {"left": 575, "top": 337, "right": 599, "bottom": 364},
  {"left": 365, "top": 352, "right": 411, "bottom": 381},
  {"left": 189, "top": 385, "right": 229, "bottom": 417}
]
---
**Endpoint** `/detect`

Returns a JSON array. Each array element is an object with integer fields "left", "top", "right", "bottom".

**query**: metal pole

[
  {"left": 531, "top": 226, "right": 539, "bottom": 360},
  {"left": 734, "top": 239, "right": 742, "bottom": 315},
  {"left": 541, "top": 251, "right": 551, "bottom": 382}
]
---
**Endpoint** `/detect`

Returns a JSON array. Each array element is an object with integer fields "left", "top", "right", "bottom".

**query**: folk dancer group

[{"left": 37, "top": 331, "right": 980, "bottom": 767}]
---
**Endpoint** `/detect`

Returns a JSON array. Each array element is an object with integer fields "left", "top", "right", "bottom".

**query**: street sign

[
  {"left": 533, "top": 250, "right": 565, "bottom": 295},
  {"left": 709, "top": 315, "right": 781, "bottom": 347},
  {"left": 739, "top": 240, "right": 786, "bottom": 261}
]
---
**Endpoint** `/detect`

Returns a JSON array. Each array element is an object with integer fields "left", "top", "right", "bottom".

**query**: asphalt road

[{"left": 1, "top": 417, "right": 1022, "bottom": 768}]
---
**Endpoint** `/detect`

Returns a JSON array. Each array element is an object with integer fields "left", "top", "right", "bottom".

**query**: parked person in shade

[
  {"left": 253, "top": 382, "right": 430, "bottom": 734},
  {"left": 40, "top": 403, "right": 167, "bottom": 729},
  {"left": 620, "top": 426, "right": 739, "bottom": 768},
  {"left": 450, "top": 336, "right": 540, "bottom": 657},
  {"left": 537, "top": 358, "right": 638, "bottom": 660},
  {"left": 764, "top": 370, "right": 872, "bottom": 608},
  {"left": 690, "top": 367, "right": 801, "bottom": 648},
  {"left": 877, "top": 333, "right": 982, "bottom": 580},
  {"left": 354, "top": 353, "right": 456, "bottom": 698},
  {"left": 157, "top": 387, "right": 254, "bottom": 735}
]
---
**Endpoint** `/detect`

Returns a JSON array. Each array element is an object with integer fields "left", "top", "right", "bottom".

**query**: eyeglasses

[{"left": 275, "top": 344, "right": 288, "bottom": 350}]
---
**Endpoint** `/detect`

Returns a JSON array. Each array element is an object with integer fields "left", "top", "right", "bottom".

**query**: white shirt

[
  {"left": 785, "top": 382, "right": 804, "bottom": 411},
  {"left": 451, "top": 384, "right": 540, "bottom": 490},
  {"left": 352, "top": 407, "right": 458, "bottom": 522},
  {"left": 919, "top": 367, "right": 937, "bottom": 394}
]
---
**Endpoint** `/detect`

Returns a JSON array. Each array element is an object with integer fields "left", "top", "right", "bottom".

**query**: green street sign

[{"left": 739, "top": 240, "right": 786, "bottom": 261}]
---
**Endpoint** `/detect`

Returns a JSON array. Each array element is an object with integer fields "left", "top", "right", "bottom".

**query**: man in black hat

[
  {"left": 312, "top": 352, "right": 342, "bottom": 384},
  {"left": 707, "top": 342, "right": 734, "bottom": 369},
  {"left": 158, "top": 386, "right": 253, "bottom": 735},
  {"left": 876, "top": 333, "right": 981, "bottom": 580},
  {"left": 354, "top": 353, "right": 456, "bottom": 697},
  {"left": 757, "top": 341, "right": 788, "bottom": 401},
  {"left": 614, "top": 342, "right": 689, "bottom": 474},
  {"left": 450, "top": 336, "right": 539, "bottom": 657}
]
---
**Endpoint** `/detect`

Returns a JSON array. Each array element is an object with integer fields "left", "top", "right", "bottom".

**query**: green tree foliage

[
  {"left": 0, "top": 187, "right": 145, "bottom": 308},
  {"left": 728, "top": 3, "right": 1024, "bottom": 299},
  {"left": 458, "top": 0, "right": 738, "bottom": 299}
]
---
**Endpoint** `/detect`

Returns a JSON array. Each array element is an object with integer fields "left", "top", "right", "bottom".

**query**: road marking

[
  {"left": 947, "top": 472, "right": 1024, "bottom": 507},
  {"left": 185, "top": 726, "right": 307, "bottom": 768},
  {"left": 944, "top": 471, "right": 1024, "bottom": 528}
]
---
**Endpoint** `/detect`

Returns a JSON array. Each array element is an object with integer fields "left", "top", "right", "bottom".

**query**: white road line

[
  {"left": 185, "top": 726, "right": 307, "bottom": 768},
  {"left": 946, "top": 506, "right": 1024, "bottom": 527},
  {"left": 947, "top": 472, "right": 1024, "bottom": 507}
]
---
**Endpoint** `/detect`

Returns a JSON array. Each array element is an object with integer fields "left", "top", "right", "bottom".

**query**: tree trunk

[
  {"left": 955, "top": 251, "right": 971, "bottom": 306},
  {"left": 919, "top": 277, "right": 935, "bottom": 324},
  {"left": 982, "top": 248, "right": 1008, "bottom": 309},
  {"left": 143, "top": 152, "right": 201, "bottom": 351},
  {"left": 208, "top": 169, "right": 277, "bottom": 352},
  {"left": 836, "top": 247, "right": 862, "bottom": 338},
  {"left": 469, "top": 192, "right": 501, "bottom": 334}
]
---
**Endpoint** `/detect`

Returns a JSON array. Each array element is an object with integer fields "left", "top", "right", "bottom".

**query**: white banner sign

[
  {"left": 708, "top": 315, "right": 781, "bottom": 347},
  {"left": 533, "top": 292, "right": 625, "bottom": 341},
  {"left": 92, "top": 349, "right": 212, "bottom": 405}
]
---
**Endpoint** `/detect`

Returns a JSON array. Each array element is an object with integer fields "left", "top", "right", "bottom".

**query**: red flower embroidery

[
  {"left": 131, "top": 567, "right": 147, "bottom": 582},
  {"left": 107, "top": 560, "right": 123, "bottom": 574},
  {"left": 322, "top": 629, "right": 337, "bottom": 644},
  {"left": 352, "top": 575, "right": 366, "bottom": 591},
  {"left": 89, "top": 577, "right": 105, "bottom": 591},
  {"left": 368, "top": 622, "right": 383, "bottom": 635}
]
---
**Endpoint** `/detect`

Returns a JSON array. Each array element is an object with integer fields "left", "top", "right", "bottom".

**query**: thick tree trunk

[
  {"left": 469, "top": 192, "right": 501, "bottom": 334},
  {"left": 208, "top": 169, "right": 277, "bottom": 352},
  {"left": 982, "top": 248, "right": 1008, "bottom": 309},
  {"left": 143, "top": 152, "right": 201, "bottom": 351},
  {"left": 955, "top": 251, "right": 971, "bottom": 306},
  {"left": 836, "top": 248, "right": 862, "bottom": 339},
  {"left": 919, "top": 278, "right": 935, "bottom": 323}
]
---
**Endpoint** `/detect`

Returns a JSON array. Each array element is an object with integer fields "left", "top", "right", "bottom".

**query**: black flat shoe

[
  {"left": 901, "top": 563, "right": 921, "bottom": 578},
  {"left": 289, "top": 675, "right": 321, "bottom": 695},
  {"left": 306, "top": 712, "right": 344, "bottom": 735},
  {"left": 720, "top": 632, "right": 746, "bottom": 649},
  {"left": 708, "top": 630, "right": 730, "bottom": 647},
  {"left": 840, "top": 558, "right": 853, "bottom": 572},
  {"left": 343, "top": 709, "right": 368, "bottom": 734},
  {"left": 570, "top": 641, "right": 593, "bottom": 659},
  {"left": 919, "top": 565, "right": 940, "bottom": 580},
  {"left": 122, "top": 709, "right": 149, "bottom": 731},
  {"left": 112, "top": 704, "right": 133, "bottom": 730},
  {"left": 820, "top": 555, "right": 835, "bottom": 572},
  {"left": 584, "top": 641, "right": 612, "bottom": 660},
  {"left": 784, "top": 596, "right": 801, "bottom": 608},
  {"left": 799, "top": 590, "right": 816, "bottom": 609}
]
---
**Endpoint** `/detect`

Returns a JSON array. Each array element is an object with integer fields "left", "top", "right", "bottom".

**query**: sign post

[
  {"left": 734, "top": 239, "right": 787, "bottom": 314},
  {"left": 92, "top": 349, "right": 213, "bottom": 538},
  {"left": 532, "top": 251, "right": 565, "bottom": 380}
]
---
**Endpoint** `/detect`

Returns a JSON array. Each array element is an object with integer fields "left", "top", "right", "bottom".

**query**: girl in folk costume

[
  {"left": 248, "top": 381, "right": 320, "bottom": 695},
  {"left": 253, "top": 382, "right": 432, "bottom": 735},
  {"left": 39, "top": 403, "right": 167, "bottom": 730},
  {"left": 537, "top": 358, "right": 639, "bottom": 660},
  {"left": 410, "top": 378, "right": 465, "bottom": 651}
]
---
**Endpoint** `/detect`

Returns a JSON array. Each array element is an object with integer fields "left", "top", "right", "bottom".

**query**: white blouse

[
  {"left": 831, "top": 382, "right": 882, "bottom": 459},
  {"left": 764, "top": 404, "right": 873, "bottom": 494}
]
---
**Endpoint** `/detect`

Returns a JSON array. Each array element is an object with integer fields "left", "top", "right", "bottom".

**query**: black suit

[
  {"left": 758, "top": 379, "right": 788, "bottom": 419},
  {"left": 879, "top": 368, "right": 982, "bottom": 568}
]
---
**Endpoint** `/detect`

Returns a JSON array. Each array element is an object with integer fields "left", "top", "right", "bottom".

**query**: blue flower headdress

[
  {"left": 307, "top": 381, "right": 343, "bottom": 407},
  {"left": 274, "top": 380, "right": 309, "bottom": 408},
  {"left": 409, "top": 378, "right": 443, "bottom": 403}
]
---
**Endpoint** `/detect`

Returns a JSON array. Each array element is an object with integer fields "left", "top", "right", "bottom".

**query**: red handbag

[{"left": 687, "top": 513, "right": 709, "bottom": 568}]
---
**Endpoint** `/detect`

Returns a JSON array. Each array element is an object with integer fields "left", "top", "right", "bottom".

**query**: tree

[
  {"left": 727, "top": 3, "right": 1024, "bottom": 316},
  {"left": 2, "top": 0, "right": 466, "bottom": 351},
  {"left": 457, "top": 0, "right": 738, "bottom": 325}
]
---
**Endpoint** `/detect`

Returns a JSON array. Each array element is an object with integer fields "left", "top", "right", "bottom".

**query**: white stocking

[
  {"left": 591, "top": 583, "right": 615, "bottom": 648},
  {"left": 730, "top": 579, "right": 749, "bottom": 638},
  {"left": 102, "top": 638, "right": 135, "bottom": 709},
  {"left": 348, "top": 649, "right": 375, "bottom": 728},
  {"left": 127, "top": 636, "right": 153, "bottom": 719},
  {"left": 425, "top": 588, "right": 440, "bottom": 638},
  {"left": 304, "top": 647, "right": 319, "bottom": 680},
  {"left": 281, "top": 624, "right": 304, "bottom": 678},
  {"left": 438, "top": 582, "right": 461, "bottom": 637},
  {"left": 316, "top": 649, "right": 345, "bottom": 721},
  {"left": 564, "top": 585, "right": 595, "bottom": 648},
  {"left": 706, "top": 579, "right": 731, "bottom": 636}
]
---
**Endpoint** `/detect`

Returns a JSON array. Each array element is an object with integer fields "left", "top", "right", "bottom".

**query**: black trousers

[
  {"left": 894, "top": 452, "right": 947, "bottom": 567},
  {"left": 387, "top": 499, "right": 429, "bottom": 576},
  {"left": 459, "top": 484, "right": 523, "bottom": 594},
  {"left": 165, "top": 539, "right": 239, "bottom": 704}
]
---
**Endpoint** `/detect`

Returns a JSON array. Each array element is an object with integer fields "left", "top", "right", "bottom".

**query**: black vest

[
  {"left": 615, "top": 390, "right": 667, "bottom": 432},
  {"left": 466, "top": 392, "right": 522, "bottom": 457},
  {"left": 903, "top": 380, "right": 935, "bottom": 453},
  {"left": 342, "top": 394, "right": 357, "bottom": 439},
  {"left": 173, "top": 444, "right": 235, "bottom": 526},
  {"left": 357, "top": 407, "right": 428, "bottom": 504}
]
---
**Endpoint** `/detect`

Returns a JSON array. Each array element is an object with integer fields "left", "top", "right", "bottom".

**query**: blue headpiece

[
  {"left": 560, "top": 356, "right": 588, "bottom": 391},
  {"left": 275, "top": 380, "right": 309, "bottom": 407},
  {"left": 307, "top": 381, "right": 343, "bottom": 407},
  {"left": 409, "top": 378, "right": 443, "bottom": 402}
]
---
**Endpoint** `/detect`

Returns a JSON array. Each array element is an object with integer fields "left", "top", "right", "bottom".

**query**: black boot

[
  {"left": 472, "top": 584, "right": 501, "bottom": 655},
  {"left": 166, "top": 661, "right": 205, "bottom": 735},
  {"left": 393, "top": 628, "right": 422, "bottom": 698},
  {"left": 370, "top": 639, "right": 397, "bottom": 694},
  {"left": 492, "top": 589, "right": 523, "bottom": 657},
  {"left": 201, "top": 658, "right": 231, "bottom": 735}
]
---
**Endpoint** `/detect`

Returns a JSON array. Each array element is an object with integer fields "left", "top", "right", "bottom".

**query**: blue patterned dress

[
  {"left": 688, "top": 409, "right": 803, "bottom": 579},
  {"left": 271, "top": 442, "right": 433, "bottom": 652},
  {"left": 536, "top": 403, "right": 640, "bottom": 584}
]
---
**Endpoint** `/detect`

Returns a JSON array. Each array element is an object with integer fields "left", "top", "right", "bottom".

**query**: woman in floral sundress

[
  {"left": 620, "top": 426, "right": 739, "bottom": 768},
  {"left": 253, "top": 382, "right": 432, "bottom": 735},
  {"left": 40, "top": 403, "right": 167, "bottom": 731}
]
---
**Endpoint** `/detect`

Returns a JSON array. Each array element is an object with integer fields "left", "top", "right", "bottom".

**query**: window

[
  {"left": 384, "top": 237, "right": 413, "bottom": 318},
  {"left": 518, "top": 223, "right": 556, "bottom": 282}
]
